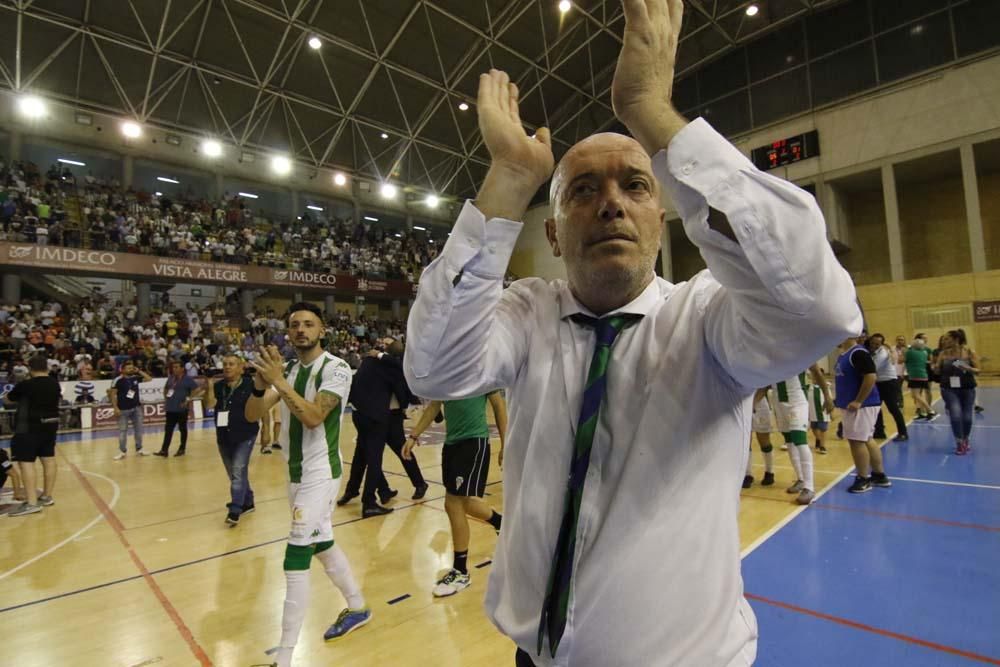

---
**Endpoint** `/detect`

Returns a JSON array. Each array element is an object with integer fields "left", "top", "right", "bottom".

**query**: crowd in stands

[
  {"left": 0, "top": 293, "right": 406, "bottom": 407},
  {"left": 1, "top": 159, "right": 443, "bottom": 281}
]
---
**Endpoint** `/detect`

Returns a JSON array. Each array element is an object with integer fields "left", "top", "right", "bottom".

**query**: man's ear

[{"left": 545, "top": 218, "right": 562, "bottom": 258}]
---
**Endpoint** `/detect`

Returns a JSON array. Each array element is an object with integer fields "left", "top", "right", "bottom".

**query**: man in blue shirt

[
  {"left": 154, "top": 361, "right": 204, "bottom": 457},
  {"left": 204, "top": 354, "right": 260, "bottom": 525},
  {"left": 110, "top": 360, "right": 152, "bottom": 460},
  {"left": 835, "top": 336, "right": 891, "bottom": 494}
]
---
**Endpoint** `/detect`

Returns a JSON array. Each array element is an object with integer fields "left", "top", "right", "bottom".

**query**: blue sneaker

[{"left": 323, "top": 607, "right": 371, "bottom": 641}]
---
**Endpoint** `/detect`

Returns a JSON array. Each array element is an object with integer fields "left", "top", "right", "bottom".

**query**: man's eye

[
  {"left": 628, "top": 180, "right": 649, "bottom": 191},
  {"left": 574, "top": 184, "right": 595, "bottom": 196}
]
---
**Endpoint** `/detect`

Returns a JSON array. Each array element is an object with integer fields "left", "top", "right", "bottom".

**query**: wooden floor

[{"left": 0, "top": 396, "right": 926, "bottom": 667}]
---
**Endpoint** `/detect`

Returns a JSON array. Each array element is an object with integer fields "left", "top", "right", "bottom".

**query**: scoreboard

[{"left": 751, "top": 130, "right": 820, "bottom": 171}]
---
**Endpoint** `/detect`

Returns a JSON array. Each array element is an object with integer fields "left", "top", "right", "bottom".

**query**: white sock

[
  {"left": 796, "top": 443, "right": 814, "bottom": 491},
  {"left": 786, "top": 442, "right": 802, "bottom": 480},
  {"left": 763, "top": 450, "right": 774, "bottom": 474},
  {"left": 745, "top": 446, "right": 753, "bottom": 475},
  {"left": 278, "top": 570, "right": 310, "bottom": 657},
  {"left": 316, "top": 545, "right": 365, "bottom": 609}
]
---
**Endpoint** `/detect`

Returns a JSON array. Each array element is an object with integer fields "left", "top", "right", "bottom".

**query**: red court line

[
  {"left": 68, "top": 461, "right": 213, "bottom": 667},
  {"left": 746, "top": 593, "right": 1000, "bottom": 665},
  {"left": 817, "top": 503, "right": 1000, "bottom": 533}
]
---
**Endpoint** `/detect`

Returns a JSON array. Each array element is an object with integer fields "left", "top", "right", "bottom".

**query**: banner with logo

[
  {"left": 1, "top": 242, "right": 416, "bottom": 298},
  {"left": 92, "top": 401, "right": 187, "bottom": 428},
  {"left": 974, "top": 300, "right": 1000, "bottom": 323}
]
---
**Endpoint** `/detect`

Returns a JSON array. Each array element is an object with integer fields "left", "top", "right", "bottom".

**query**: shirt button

[
  {"left": 681, "top": 164, "right": 693, "bottom": 175},
  {"left": 487, "top": 245, "right": 496, "bottom": 255}
]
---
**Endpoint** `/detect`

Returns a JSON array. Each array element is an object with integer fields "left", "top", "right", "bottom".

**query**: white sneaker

[
  {"left": 137, "top": 450, "right": 150, "bottom": 457},
  {"left": 113, "top": 452, "right": 127, "bottom": 460},
  {"left": 8, "top": 502, "right": 42, "bottom": 516},
  {"left": 786, "top": 480, "right": 804, "bottom": 494},
  {"left": 432, "top": 569, "right": 471, "bottom": 597}
]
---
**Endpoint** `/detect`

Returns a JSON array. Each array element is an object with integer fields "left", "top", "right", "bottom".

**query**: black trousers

[
  {"left": 515, "top": 649, "right": 536, "bottom": 666},
  {"left": 161, "top": 410, "right": 189, "bottom": 451},
  {"left": 874, "top": 379, "right": 908, "bottom": 437},
  {"left": 345, "top": 410, "right": 425, "bottom": 503}
]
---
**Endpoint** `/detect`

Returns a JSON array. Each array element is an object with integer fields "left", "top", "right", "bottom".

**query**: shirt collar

[{"left": 558, "top": 277, "right": 661, "bottom": 321}]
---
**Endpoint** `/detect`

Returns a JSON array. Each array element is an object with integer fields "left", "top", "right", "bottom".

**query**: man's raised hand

[
  {"left": 612, "top": 0, "right": 686, "bottom": 155},
  {"left": 474, "top": 69, "right": 554, "bottom": 222}
]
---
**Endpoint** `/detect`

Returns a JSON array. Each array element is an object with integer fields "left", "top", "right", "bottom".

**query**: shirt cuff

[{"left": 441, "top": 200, "right": 523, "bottom": 279}]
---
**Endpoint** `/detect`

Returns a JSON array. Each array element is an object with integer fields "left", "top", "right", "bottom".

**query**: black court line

[
  {"left": 123, "top": 495, "right": 288, "bottom": 532},
  {"left": 0, "top": 480, "right": 501, "bottom": 616},
  {"left": 475, "top": 560, "right": 492, "bottom": 569},
  {"left": 387, "top": 593, "right": 412, "bottom": 605}
]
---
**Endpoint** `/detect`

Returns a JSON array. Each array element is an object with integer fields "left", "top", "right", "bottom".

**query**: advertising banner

[{"left": 0, "top": 242, "right": 415, "bottom": 298}]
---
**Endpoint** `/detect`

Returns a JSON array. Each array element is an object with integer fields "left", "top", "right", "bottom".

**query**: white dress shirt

[{"left": 405, "top": 118, "right": 861, "bottom": 666}]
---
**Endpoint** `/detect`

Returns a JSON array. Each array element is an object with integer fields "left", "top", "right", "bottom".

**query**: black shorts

[
  {"left": 442, "top": 437, "right": 490, "bottom": 497},
  {"left": 11, "top": 431, "right": 57, "bottom": 462},
  {"left": 908, "top": 379, "right": 929, "bottom": 390}
]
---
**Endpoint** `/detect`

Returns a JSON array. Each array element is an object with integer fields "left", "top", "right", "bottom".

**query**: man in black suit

[{"left": 340, "top": 339, "right": 427, "bottom": 517}]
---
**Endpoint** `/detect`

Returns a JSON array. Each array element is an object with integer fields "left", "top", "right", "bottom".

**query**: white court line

[
  {"left": 0, "top": 470, "right": 121, "bottom": 581},
  {"left": 890, "top": 476, "right": 1000, "bottom": 491},
  {"left": 751, "top": 463, "right": 845, "bottom": 476}
]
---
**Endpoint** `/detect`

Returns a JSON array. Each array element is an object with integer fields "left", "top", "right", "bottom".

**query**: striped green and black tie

[{"left": 537, "top": 313, "right": 642, "bottom": 658}]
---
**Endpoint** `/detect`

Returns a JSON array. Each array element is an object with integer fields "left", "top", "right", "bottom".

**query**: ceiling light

[
  {"left": 413, "top": 225, "right": 427, "bottom": 231},
  {"left": 559, "top": 0, "right": 571, "bottom": 13},
  {"left": 165, "top": 134, "right": 182, "bottom": 146},
  {"left": 380, "top": 132, "right": 389, "bottom": 139},
  {"left": 57, "top": 158, "right": 86, "bottom": 167},
  {"left": 458, "top": 102, "right": 469, "bottom": 111},
  {"left": 394, "top": 233, "right": 403, "bottom": 238},
  {"left": 308, "top": 36, "right": 322, "bottom": 50},
  {"left": 240, "top": 151, "right": 255, "bottom": 163},
  {"left": 910, "top": 23, "right": 925, "bottom": 36},
  {"left": 333, "top": 172, "right": 347, "bottom": 186},
  {"left": 271, "top": 155, "right": 292, "bottom": 175},
  {"left": 307, "top": 205, "right": 323, "bottom": 211},
  {"left": 75, "top": 112, "right": 93, "bottom": 126},
  {"left": 745, "top": 4, "right": 759, "bottom": 16},
  {"left": 425, "top": 194, "right": 439, "bottom": 208},
  {"left": 155, "top": 191, "right": 162, "bottom": 197},
  {"left": 202, "top": 139, "right": 222, "bottom": 157},
  {"left": 157, "top": 176, "right": 179, "bottom": 184},
  {"left": 18, "top": 96, "right": 47, "bottom": 119},
  {"left": 364, "top": 216, "right": 379, "bottom": 222},
  {"left": 380, "top": 183, "right": 397, "bottom": 199},
  {"left": 238, "top": 191, "right": 258, "bottom": 199},
  {"left": 121, "top": 121, "right": 142, "bottom": 138}
]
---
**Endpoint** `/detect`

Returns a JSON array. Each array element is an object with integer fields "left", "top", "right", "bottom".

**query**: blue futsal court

[{"left": 742, "top": 388, "right": 1000, "bottom": 666}]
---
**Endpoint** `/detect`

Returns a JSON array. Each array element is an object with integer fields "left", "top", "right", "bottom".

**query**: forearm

[
  {"left": 410, "top": 402, "right": 441, "bottom": 437},
  {"left": 204, "top": 391, "right": 216, "bottom": 409},
  {"left": 271, "top": 377, "right": 325, "bottom": 429},
  {"left": 854, "top": 375, "right": 877, "bottom": 404},
  {"left": 475, "top": 163, "right": 540, "bottom": 223},
  {"left": 244, "top": 395, "right": 267, "bottom": 422},
  {"left": 404, "top": 203, "right": 526, "bottom": 399}
]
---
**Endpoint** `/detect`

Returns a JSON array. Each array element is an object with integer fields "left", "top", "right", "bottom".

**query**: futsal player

[
  {"left": 771, "top": 370, "right": 816, "bottom": 505},
  {"left": 246, "top": 303, "right": 370, "bottom": 667},
  {"left": 836, "top": 336, "right": 892, "bottom": 493},
  {"left": 743, "top": 388, "right": 775, "bottom": 489},
  {"left": 807, "top": 365, "right": 834, "bottom": 455},
  {"left": 404, "top": 392, "right": 506, "bottom": 597}
]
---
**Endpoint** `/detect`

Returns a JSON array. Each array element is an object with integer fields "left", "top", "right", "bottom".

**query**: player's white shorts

[
  {"left": 773, "top": 400, "right": 809, "bottom": 434},
  {"left": 807, "top": 385, "right": 832, "bottom": 424},
  {"left": 287, "top": 477, "right": 340, "bottom": 547},
  {"left": 842, "top": 406, "right": 880, "bottom": 442},
  {"left": 752, "top": 397, "right": 773, "bottom": 434}
]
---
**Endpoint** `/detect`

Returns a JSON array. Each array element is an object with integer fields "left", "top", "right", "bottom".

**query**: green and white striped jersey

[
  {"left": 774, "top": 371, "right": 808, "bottom": 405},
  {"left": 278, "top": 351, "right": 353, "bottom": 484}
]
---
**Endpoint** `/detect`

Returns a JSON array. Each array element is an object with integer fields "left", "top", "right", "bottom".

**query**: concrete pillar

[
  {"left": 880, "top": 164, "right": 904, "bottom": 282},
  {"left": 960, "top": 144, "right": 987, "bottom": 273},
  {"left": 2, "top": 274, "right": 21, "bottom": 304},
  {"left": 293, "top": 291, "right": 303, "bottom": 304},
  {"left": 214, "top": 172, "right": 224, "bottom": 202},
  {"left": 325, "top": 294, "right": 336, "bottom": 318},
  {"left": 122, "top": 154, "right": 134, "bottom": 189},
  {"left": 659, "top": 221, "right": 673, "bottom": 282},
  {"left": 391, "top": 299, "right": 401, "bottom": 319},
  {"left": 9, "top": 131, "right": 22, "bottom": 161},
  {"left": 240, "top": 289, "right": 254, "bottom": 317},
  {"left": 291, "top": 190, "right": 300, "bottom": 219},
  {"left": 136, "top": 282, "right": 151, "bottom": 320},
  {"left": 405, "top": 215, "right": 413, "bottom": 231}
]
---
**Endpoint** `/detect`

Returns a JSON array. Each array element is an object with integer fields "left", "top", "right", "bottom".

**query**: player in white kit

[
  {"left": 771, "top": 370, "right": 815, "bottom": 505},
  {"left": 246, "top": 303, "right": 370, "bottom": 667},
  {"left": 807, "top": 368, "right": 834, "bottom": 455},
  {"left": 744, "top": 389, "right": 776, "bottom": 488}
]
